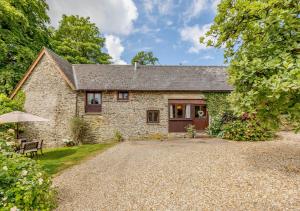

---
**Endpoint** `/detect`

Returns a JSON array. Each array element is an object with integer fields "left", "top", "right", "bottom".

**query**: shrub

[
  {"left": 185, "top": 124, "right": 196, "bottom": 138},
  {"left": 70, "top": 117, "right": 89, "bottom": 144},
  {"left": 222, "top": 119, "right": 274, "bottom": 141},
  {"left": 114, "top": 131, "right": 124, "bottom": 142},
  {"left": 207, "top": 116, "right": 223, "bottom": 137},
  {"left": 62, "top": 138, "right": 76, "bottom": 147},
  {"left": 0, "top": 140, "right": 56, "bottom": 210},
  {"left": 207, "top": 112, "right": 239, "bottom": 137}
]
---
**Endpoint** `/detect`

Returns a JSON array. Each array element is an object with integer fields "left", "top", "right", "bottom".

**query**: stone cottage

[{"left": 11, "top": 48, "right": 232, "bottom": 146}]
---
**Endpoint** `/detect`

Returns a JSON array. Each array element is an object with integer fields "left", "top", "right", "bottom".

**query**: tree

[
  {"left": 52, "top": 15, "right": 111, "bottom": 64},
  {"left": 131, "top": 51, "right": 159, "bottom": 65},
  {"left": 201, "top": 0, "right": 300, "bottom": 131},
  {"left": 0, "top": 0, "right": 51, "bottom": 95}
]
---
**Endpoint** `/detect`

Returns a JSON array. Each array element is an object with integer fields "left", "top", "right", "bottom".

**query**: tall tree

[
  {"left": 0, "top": 0, "right": 50, "bottom": 95},
  {"left": 52, "top": 15, "right": 111, "bottom": 64},
  {"left": 201, "top": 0, "right": 300, "bottom": 130},
  {"left": 131, "top": 51, "right": 159, "bottom": 65}
]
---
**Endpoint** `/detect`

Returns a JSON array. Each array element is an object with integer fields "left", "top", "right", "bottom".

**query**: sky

[{"left": 46, "top": 0, "right": 224, "bottom": 65}]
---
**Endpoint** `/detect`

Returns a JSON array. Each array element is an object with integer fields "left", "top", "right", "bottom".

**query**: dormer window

[{"left": 117, "top": 91, "right": 129, "bottom": 101}]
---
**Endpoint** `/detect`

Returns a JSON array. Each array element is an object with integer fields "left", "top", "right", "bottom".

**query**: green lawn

[{"left": 36, "top": 142, "right": 116, "bottom": 175}]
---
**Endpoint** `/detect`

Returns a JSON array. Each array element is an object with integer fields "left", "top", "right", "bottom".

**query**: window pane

[
  {"left": 176, "top": 105, "right": 183, "bottom": 118},
  {"left": 94, "top": 93, "right": 101, "bottom": 104},
  {"left": 185, "top": 104, "right": 191, "bottom": 118},
  {"left": 118, "top": 92, "right": 122, "bottom": 99},
  {"left": 148, "top": 111, "right": 153, "bottom": 122},
  {"left": 118, "top": 91, "right": 128, "bottom": 100},
  {"left": 87, "top": 93, "right": 94, "bottom": 105},
  {"left": 153, "top": 111, "right": 159, "bottom": 122},
  {"left": 195, "top": 105, "right": 205, "bottom": 118},
  {"left": 147, "top": 110, "right": 159, "bottom": 123}
]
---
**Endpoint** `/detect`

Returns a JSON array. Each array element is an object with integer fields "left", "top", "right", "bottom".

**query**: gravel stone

[{"left": 53, "top": 136, "right": 300, "bottom": 210}]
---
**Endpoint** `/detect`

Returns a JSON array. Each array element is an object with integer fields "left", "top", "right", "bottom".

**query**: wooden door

[{"left": 192, "top": 104, "right": 209, "bottom": 130}]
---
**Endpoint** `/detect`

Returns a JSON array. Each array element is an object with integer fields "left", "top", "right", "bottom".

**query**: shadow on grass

[{"left": 38, "top": 149, "right": 77, "bottom": 160}]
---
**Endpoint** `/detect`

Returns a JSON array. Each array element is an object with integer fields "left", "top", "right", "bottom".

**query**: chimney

[{"left": 134, "top": 62, "right": 137, "bottom": 71}]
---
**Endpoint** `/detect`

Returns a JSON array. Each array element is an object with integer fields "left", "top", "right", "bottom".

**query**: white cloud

[
  {"left": 166, "top": 20, "right": 173, "bottom": 26},
  {"left": 180, "top": 24, "right": 212, "bottom": 53},
  {"left": 184, "top": 0, "right": 207, "bottom": 21},
  {"left": 201, "top": 55, "right": 214, "bottom": 60},
  {"left": 143, "top": 0, "right": 174, "bottom": 16},
  {"left": 183, "top": 0, "right": 220, "bottom": 21},
  {"left": 133, "top": 25, "right": 160, "bottom": 34},
  {"left": 105, "top": 35, "right": 127, "bottom": 64},
  {"left": 46, "top": 0, "right": 138, "bottom": 35},
  {"left": 154, "top": 37, "right": 163, "bottom": 43}
]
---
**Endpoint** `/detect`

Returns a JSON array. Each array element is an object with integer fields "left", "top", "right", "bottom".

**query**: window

[
  {"left": 147, "top": 110, "right": 159, "bottom": 123},
  {"left": 195, "top": 105, "right": 207, "bottom": 118},
  {"left": 169, "top": 104, "right": 191, "bottom": 119},
  {"left": 85, "top": 92, "right": 102, "bottom": 113},
  {"left": 118, "top": 91, "right": 129, "bottom": 101}
]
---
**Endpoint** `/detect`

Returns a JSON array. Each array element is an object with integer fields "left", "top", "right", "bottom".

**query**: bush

[
  {"left": 0, "top": 140, "right": 56, "bottom": 210},
  {"left": 62, "top": 138, "right": 76, "bottom": 147},
  {"left": 207, "top": 112, "right": 239, "bottom": 137},
  {"left": 185, "top": 124, "right": 196, "bottom": 138},
  {"left": 207, "top": 116, "right": 223, "bottom": 137},
  {"left": 114, "top": 131, "right": 124, "bottom": 142},
  {"left": 222, "top": 119, "right": 274, "bottom": 141},
  {"left": 70, "top": 117, "right": 89, "bottom": 144}
]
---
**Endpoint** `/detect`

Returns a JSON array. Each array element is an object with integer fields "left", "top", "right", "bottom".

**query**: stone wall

[
  {"left": 19, "top": 54, "right": 206, "bottom": 145},
  {"left": 21, "top": 55, "right": 76, "bottom": 147},
  {"left": 78, "top": 91, "right": 205, "bottom": 142}
]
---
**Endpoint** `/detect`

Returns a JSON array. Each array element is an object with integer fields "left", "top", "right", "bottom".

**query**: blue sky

[{"left": 47, "top": 0, "right": 224, "bottom": 65}]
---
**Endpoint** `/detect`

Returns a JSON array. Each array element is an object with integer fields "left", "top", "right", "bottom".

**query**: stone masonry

[
  {"left": 21, "top": 55, "right": 77, "bottom": 147},
  {"left": 19, "top": 54, "right": 206, "bottom": 146}
]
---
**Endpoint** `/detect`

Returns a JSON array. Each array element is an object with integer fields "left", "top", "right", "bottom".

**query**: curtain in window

[
  {"left": 185, "top": 104, "right": 191, "bottom": 118},
  {"left": 170, "top": 105, "right": 174, "bottom": 118}
]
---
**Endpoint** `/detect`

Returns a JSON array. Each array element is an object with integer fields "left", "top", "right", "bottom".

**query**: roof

[
  {"left": 11, "top": 47, "right": 232, "bottom": 98},
  {"left": 73, "top": 64, "right": 232, "bottom": 91}
]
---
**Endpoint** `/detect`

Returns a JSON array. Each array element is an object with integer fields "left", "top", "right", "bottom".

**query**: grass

[{"left": 36, "top": 142, "right": 116, "bottom": 175}]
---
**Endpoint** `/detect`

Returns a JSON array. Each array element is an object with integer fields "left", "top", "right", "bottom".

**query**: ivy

[{"left": 204, "top": 92, "right": 230, "bottom": 119}]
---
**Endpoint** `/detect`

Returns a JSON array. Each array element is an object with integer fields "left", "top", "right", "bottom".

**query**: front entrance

[{"left": 168, "top": 99, "right": 209, "bottom": 132}]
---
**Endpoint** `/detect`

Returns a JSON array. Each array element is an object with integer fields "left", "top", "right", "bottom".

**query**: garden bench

[{"left": 19, "top": 141, "right": 39, "bottom": 157}]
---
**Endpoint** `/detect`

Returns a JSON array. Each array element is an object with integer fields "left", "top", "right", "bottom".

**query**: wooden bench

[{"left": 19, "top": 141, "right": 39, "bottom": 157}]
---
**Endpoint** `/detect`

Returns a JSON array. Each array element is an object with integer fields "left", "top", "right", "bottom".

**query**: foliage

[
  {"left": 185, "top": 124, "right": 196, "bottom": 138},
  {"left": 201, "top": 0, "right": 300, "bottom": 131},
  {"left": 0, "top": 0, "right": 51, "bottom": 95},
  {"left": 0, "top": 92, "right": 25, "bottom": 132},
  {"left": 36, "top": 143, "right": 116, "bottom": 175},
  {"left": 62, "top": 138, "right": 76, "bottom": 147},
  {"left": 114, "top": 131, "right": 124, "bottom": 142},
  {"left": 205, "top": 93, "right": 230, "bottom": 119},
  {"left": 207, "top": 116, "right": 223, "bottom": 137},
  {"left": 70, "top": 117, "right": 89, "bottom": 144},
  {"left": 131, "top": 51, "right": 159, "bottom": 65},
  {"left": 222, "top": 119, "right": 274, "bottom": 141},
  {"left": 52, "top": 15, "right": 111, "bottom": 64},
  {"left": 0, "top": 92, "right": 25, "bottom": 115},
  {"left": 0, "top": 140, "right": 56, "bottom": 210}
]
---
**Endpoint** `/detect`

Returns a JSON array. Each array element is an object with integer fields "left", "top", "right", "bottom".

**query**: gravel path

[{"left": 53, "top": 136, "right": 300, "bottom": 210}]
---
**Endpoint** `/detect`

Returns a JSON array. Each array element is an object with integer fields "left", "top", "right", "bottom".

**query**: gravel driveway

[{"left": 53, "top": 136, "right": 300, "bottom": 210}]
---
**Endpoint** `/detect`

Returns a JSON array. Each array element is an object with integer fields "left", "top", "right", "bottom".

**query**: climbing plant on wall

[{"left": 205, "top": 92, "right": 230, "bottom": 119}]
